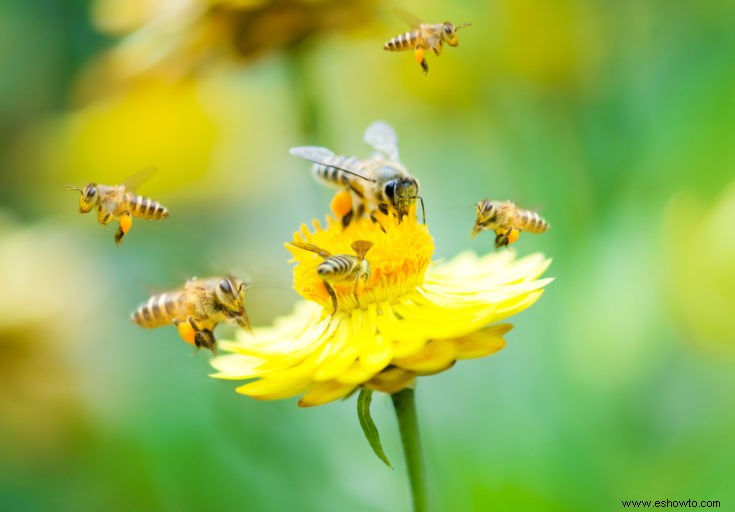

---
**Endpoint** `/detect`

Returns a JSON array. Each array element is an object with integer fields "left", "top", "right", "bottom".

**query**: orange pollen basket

[
  {"left": 120, "top": 214, "right": 133, "bottom": 234},
  {"left": 176, "top": 321, "right": 196, "bottom": 345}
]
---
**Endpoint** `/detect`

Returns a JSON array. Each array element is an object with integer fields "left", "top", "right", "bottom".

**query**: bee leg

[
  {"left": 323, "top": 281, "right": 338, "bottom": 315},
  {"left": 194, "top": 330, "right": 217, "bottom": 354},
  {"left": 370, "top": 211, "right": 387, "bottom": 233},
  {"left": 507, "top": 228, "right": 522, "bottom": 245},
  {"left": 341, "top": 209, "right": 354, "bottom": 229},
  {"left": 494, "top": 229, "right": 511, "bottom": 249},
  {"left": 174, "top": 319, "right": 197, "bottom": 345},
  {"left": 97, "top": 207, "right": 112, "bottom": 225},
  {"left": 352, "top": 275, "right": 362, "bottom": 310},
  {"left": 114, "top": 211, "right": 133, "bottom": 245},
  {"left": 186, "top": 317, "right": 216, "bottom": 353},
  {"left": 414, "top": 48, "right": 428, "bottom": 74}
]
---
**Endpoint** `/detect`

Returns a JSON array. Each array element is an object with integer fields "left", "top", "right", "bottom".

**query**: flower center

[{"left": 288, "top": 211, "right": 434, "bottom": 313}]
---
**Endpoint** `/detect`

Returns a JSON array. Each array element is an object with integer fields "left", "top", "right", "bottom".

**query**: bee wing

[
  {"left": 289, "top": 146, "right": 336, "bottom": 163},
  {"left": 289, "top": 146, "right": 376, "bottom": 183},
  {"left": 393, "top": 7, "right": 422, "bottom": 28},
  {"left": 289, "top": 241, "right": 333, "bottom": 259},
  {"left": 364, "top": 121, "right": 400, "bottom": 161},
  {"left": 350, "top": 240, "right": 373, "bottom": 260},
  {"left": 121, "top": 166, "right": 157, "bottom": 191}
]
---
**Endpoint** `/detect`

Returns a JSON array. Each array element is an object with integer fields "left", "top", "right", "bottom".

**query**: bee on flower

[
  {"left": 290, "top": 121, "right": 425, "bottom": 229},
  {"left": 211, "top": 209, "right": 551, "bottom": 406},
  {"left": 288, "top": 240, "right": 373, "bottom": 314}
]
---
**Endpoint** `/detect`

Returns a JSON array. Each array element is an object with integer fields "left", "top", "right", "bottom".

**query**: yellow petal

[
  {"left": 452, "top": 325, "right": 510, "bottom": 359},
  {"left": 235, "top": 377, "right": 310, "bottom": 401},
  {"left": 365, "top": 367, "right": 416, "bottom": 394},
  {"left": 298, "top": 381, "right": 357, "bottom": 407},
  {"left": 393, "top": 339, "right": 458, "bottom": 375}
]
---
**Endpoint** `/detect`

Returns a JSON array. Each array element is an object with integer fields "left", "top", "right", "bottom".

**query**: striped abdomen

[
  {"left": 384, "top": 30, "right": 420, "bottom": 51},
  {"left": 124, "top": 192, "right": 169, "bottom": 220},
  {"left": 514, "top": 209, "right": 550, "bottom": 233},
  {"left": 317, "top": 255, "right": 359, "bottom": 281},
  {"left": 132, "top": 291, "right": 188, "bottom": 328},
  {"left": 311, "top": 155, "right": 363, "bottom": 187}
]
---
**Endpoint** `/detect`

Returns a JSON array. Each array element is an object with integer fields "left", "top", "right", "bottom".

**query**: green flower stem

[{"left": 392, "top": 388, "right": 428, "bottom": 512}]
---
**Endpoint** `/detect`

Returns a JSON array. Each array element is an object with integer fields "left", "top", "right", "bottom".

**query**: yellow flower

[{"left": 211, "top": 212, "right": 551, "bottom": 407}]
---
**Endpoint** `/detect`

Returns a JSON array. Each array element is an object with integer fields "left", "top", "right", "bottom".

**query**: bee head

[
  {"left": 216, "top": 276, "right": 251, "bottom": 331},
  {"left": 385, "top": 177, "right": 421, "bottom": 222},
  {"left": 66, "top": 183, "right": 99, "bottom": 213},
  {"left": 472, "top": 199, "right": 495, "bottom": 237},
  {"left": 442, "top": 21, "right": 471, "bottom": 46}
]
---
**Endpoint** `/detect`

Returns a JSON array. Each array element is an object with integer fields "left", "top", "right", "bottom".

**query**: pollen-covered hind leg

[
  {"left": 414, "top": 48, "right": 428, "bottom": 74},
  {"left": 114, "top": 212, "right": 133, "bottom": 245},
  {"left": 174, "top": 319, "right": 197, "bottom": 345},
  {"left": 174, "top": 317, "right": 215, "bottom": 352},
  {"left": 507, "top": 228, "right": 521, "bottom": 245}
]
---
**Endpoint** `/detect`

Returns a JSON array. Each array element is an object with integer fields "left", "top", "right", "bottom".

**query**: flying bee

[
  {"left": 65, "top": 168, "right": 169, "bottom": 245},
  {"left": 383, "top": 18, "right": 471, "bottom": 73},
  {"left": 289, "top": 240, "right": 373, "bottom": 314},
  {"left": 132, "top": 275, "right": 250, "bottom": 353},
  {"left": 472, "top": 199, "right": 550, "bottom": 249},
  {"left": 290, "top": 121, "right": 425, "bottom": 229}
]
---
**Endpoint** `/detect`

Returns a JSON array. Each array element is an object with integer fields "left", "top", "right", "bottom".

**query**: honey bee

[
  {"left": 472, "top": 200, "right": 550, "bottom": 249},
  {"left": 290, "top": 121, "right": 424, "bottom": 229},
  {"left": 289, "top": 240, "right": 373, "bottom": 314},
  {"left": 65, "top": 169, "right": 169, "bottom": 245},
  {"left": 383, "top": 19, "right": 471, "bottom": 73},
  {"left": 131, "top": 275, "right": 250, "bottom": 352}
]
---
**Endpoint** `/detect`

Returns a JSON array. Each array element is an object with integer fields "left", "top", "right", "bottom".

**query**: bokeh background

[{"left": 2, "top": 0, "right": 735, "bottom": 510}]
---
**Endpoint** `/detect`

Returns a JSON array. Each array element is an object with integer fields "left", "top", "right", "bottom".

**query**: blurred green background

[{"left": 2, "top": 0, "right": 735, "bottom": 510}]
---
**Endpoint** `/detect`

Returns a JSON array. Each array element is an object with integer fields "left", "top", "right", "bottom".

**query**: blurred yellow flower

[
  {"left": 0, "top": 215, "right": 100, "bottom": 461},
  {"left": 91, "top": 0, "right": 375, "bottom": 84},
  {"left": 211, "top": 213, "right": 551, "bottom": 406}
]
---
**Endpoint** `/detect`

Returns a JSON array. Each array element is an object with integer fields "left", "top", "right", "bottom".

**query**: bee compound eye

[
  {"left": 85, "top": 186, "right": 97, "bottom": 199},
  {"left": 444, "top": 24, "right": 453, "bottom": 34},
  {"left": 385, "top": 181, "right": 396, "bottom": 200},
  {"left": 219, "top": 279, "right": 232, "bottom": 294}
]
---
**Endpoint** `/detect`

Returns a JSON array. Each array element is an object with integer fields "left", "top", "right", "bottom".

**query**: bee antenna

[
  {"left": 331, "top": 165, "right": 377, "bottom": 183},
  {"left": 411, "top": 196, "right": 426, "bottom": 224},
  {"left": 289, "top": 150, "right": 377, "bottom": 183},
  {"left": 457, "top": 22, "right": 472, "bottom": 29},
  {"left": 64, "top": 184, "right": 82, "bottom": 192}
]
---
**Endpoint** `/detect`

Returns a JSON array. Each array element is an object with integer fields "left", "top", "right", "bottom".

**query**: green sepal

[{"left": 357, "top": 388, "right": 393, "bottom": 468}]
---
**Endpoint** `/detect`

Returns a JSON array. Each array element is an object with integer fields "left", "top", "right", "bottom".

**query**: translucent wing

[
  {"left": 289, "top": 146, "right": 376, "bottom": 183},
  {"left": 122, "top": 166, "right": 157, "bottom": 191},
  {"left": 394, "top": 7, "right": 422, "bottom": 28},
  {"left": 289, "top": 241, "right": 333, "bottom": 259},
  {"left": 289, "top": 146, "right": 336, "bottom": 164},
  {"left": 364, "top": 121, "right": 400, "bottom": 161}
]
